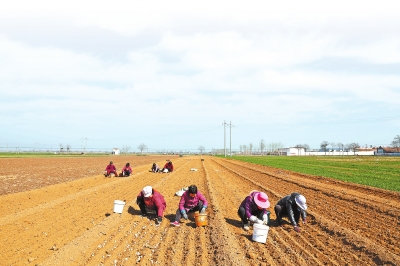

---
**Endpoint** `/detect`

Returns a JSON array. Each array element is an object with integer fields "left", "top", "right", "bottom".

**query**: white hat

[
  {"left": 295, "top": 194, "right": 307, "bottom": 210},
  {"left": 142, "top": 186, "right": 153, "bottom": 197}
]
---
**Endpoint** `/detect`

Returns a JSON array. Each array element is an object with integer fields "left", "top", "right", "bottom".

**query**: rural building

[
  {"left": 277, "top": 147, "right": 306, "bottom": 156},
  {"left": 112, "top": 148, "right": 120, "bottom": 155}
]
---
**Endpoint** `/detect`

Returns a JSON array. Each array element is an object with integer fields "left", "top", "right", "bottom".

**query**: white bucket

[
  {"left": 113, "top": 200, "right": 125, "bottom": 214},
  {"left": 252, "top": 223, "right": 269, "bottom": 243}
]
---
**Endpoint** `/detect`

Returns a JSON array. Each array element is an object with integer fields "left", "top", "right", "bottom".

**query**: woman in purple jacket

[
  {"left": 238, "top": 191, "right": 270, "bottom": 231},
  {"left": 170, "top": 185, "right": 208, "bottom": 227}
]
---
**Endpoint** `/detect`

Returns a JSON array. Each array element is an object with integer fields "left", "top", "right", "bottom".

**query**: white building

[
  {"left": 112, "top": 148, "right": 120, "bottom": 155},
  {"left": 277, "top": 147, "right": 306, "bottom": 156}
]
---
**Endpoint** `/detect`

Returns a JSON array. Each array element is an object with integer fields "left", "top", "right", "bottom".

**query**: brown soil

[{"left": 0, "top": 156, "right": 399, "bottom": 265}]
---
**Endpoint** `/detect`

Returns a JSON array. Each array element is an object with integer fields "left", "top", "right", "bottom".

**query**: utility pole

[
  {"left": 223, "top": 121, "right": 227, "bottom": 157},
  {"left": 229, "top": 121, "right": 234, "bottom": 157}
]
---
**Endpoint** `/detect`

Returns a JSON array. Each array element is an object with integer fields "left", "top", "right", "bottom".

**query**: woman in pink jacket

[
  {"left": 136, "top": 186, "right": 166, "bottom": 225},
  {"left": 121, "top": 162, "right": 132, "bottom": 177},
  {"left": 170, "top": 185, "right": 208, "bottom": 227}
]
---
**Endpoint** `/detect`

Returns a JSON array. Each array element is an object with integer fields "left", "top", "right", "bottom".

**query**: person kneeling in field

[
  {"left": 274, "top": 192, "right": 307, "bottom": 233},
  {"left": 136, "top": 186, "right": 166, "bottom": 225},
  {"left": 104, "top": 161, "right": 118, "bottom": 177},
  {"left": 161, "top": 161, "right": 173, "bottom": 173},
  {"left": 238, "top": 191, "right": 270, "bottom": 231},
  {"left": 121, "top": 162, "right": 132, "bottom": 177},
  {"left": 151, "top": 163, "right": 160, "bottom": 173},
  {"left": 170, "top": 185, "right": 208, "bottom": 227}
]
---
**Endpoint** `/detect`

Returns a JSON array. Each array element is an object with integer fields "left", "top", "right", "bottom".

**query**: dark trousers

[
  {"left": 274, "top": 205, "right": 300, "bottom": 225},
  {"left": 123, "top": 170, "right": 131, "bottom": 176},
  {"left": 237, "top": 207, "right": 263, "bottom": 224},
  {"left": 137, "top": 198, "right": 158, "bottom": 216}
]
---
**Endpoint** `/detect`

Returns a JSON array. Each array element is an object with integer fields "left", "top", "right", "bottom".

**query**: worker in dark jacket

[{"left": 274, "top": 192, "right": 307, "bottom": 232}]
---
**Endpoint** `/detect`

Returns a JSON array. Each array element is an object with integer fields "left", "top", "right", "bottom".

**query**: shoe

[
  {"left": 170, "top": 221, "right": 180, "bottom": 227},
  {"left": 243, "top": 223, "right": 250, "bottom": 231}
]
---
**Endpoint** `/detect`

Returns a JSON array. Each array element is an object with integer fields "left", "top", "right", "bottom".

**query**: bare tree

[
  {"left": 259, "top": 139, "right": 265, "bottom": 155},
  {"left": 66, "top": 144, "right": 71, "bottom": 153},
  {"left": 198, "top": 145, "right": 205, "bottom": 154},
  {"left": 347, "top": 143, "right": 360, "bottom": 155},
  {"left": 320, "top": 141, "right": 329, "bottom": 155},
  {"left": 59, "top": 144, "right": 64, "bottom": 153},
  {"left": 331, "top": 142, "right": 336, "bottom": 152},
  {"left": 391, "top": 135, "right": 400, "bottom": 152},
  {"left": 337, "top": 142, "right": 344, "bottom": 155},
  {"left": 137, "top": 143, "right": 147, "bottom": 154},
  {"left": 242, "top": 145, "right": 248, "bottom": 154},
  {"left": 121, "top": 145, "right": 131, "bottom": 155},
  {"left": 249, "top": 143, "right": 253, "bottom": 155},
  {"left": 303, "top": 144, "right": 310, "bottom": 152}
]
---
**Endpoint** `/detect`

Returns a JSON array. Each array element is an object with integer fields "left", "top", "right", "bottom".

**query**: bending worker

[
  {"left": 136, "top": 186, "right": 166, "bottom": 225},
  {"left": 104, "top": 161, "right": 117, "bottom": 177},
  {"left": 274, "top": 192, "right": 307, "bottom": 232},
  {"left": 170, "top": 185, "right": 208, "bottom": 227},
  {"left": 238, "top": 190, "right": 270, "bottom": 231}
]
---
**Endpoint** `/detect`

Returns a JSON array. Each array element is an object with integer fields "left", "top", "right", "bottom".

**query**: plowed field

[{"left": 0, "top": 156, "right": 399, "bottom": 266}]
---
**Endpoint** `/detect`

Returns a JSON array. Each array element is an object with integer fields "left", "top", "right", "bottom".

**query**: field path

[{"left": 0, "top": 156, "right": 399, "bottom": 265}]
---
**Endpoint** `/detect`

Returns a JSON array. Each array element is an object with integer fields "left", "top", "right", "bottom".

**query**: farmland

[
  {"left": 0, "top": 155, "right": 399, "bottom": 265},
  {"left": 231, "top": 155, "right": 400, "bottom": 192}
]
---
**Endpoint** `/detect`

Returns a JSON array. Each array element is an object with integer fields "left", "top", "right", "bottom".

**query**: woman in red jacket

[
  {"left": 104, "top": 161, "right": 117, "bottom": 177},
  {"left": 161, "top": 161, "right": 174, "bottom": 173},
  {"left": 136, "top": 186, "right": 166, "bottom": 225}
]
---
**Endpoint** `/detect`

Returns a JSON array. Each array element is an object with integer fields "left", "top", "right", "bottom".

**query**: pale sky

[{"left": 1, "top": 0, "right": 399, "bottom": 152}]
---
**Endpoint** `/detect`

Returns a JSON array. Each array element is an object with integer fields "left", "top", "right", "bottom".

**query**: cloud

[{"left": 1, "top": 1, "right": 400, "bottom": 150}]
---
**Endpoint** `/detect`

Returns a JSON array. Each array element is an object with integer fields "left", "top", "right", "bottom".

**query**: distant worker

[
  {"left": 274, "top": 192, "right": 307, "bottom": 233},
  {"left": 238, "top": 191, "right": 270, "bottom": 231},
  {"left": 121, "top": 162, "right": 132, "bottom": 177},
  {"left": 170, "top": 185, "right": 208, "bottom": 227},
  {"left": 161, "top": 161, "right": 174, "bottom": 173},
  {"left": 104, "top": 161, "right": 118, "bottom": 177},
  {"left": 136, "top": 186, "right": 166, "bottom": 225},
  {"left": 151, "top": 163, "right": 160, "bottom": 173}
]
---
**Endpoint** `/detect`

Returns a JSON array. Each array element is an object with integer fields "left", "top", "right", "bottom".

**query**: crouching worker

[
  {"left": 274, "top": 192, "right": 307, "bottom": 233},
  {"left": 151, "top": 163, "right": 160, "bottom": 173},
  {"left": 136, "top": 186, "right": 166, "bottom": 225},
  {"left": 170, "top": 185, "right": 208, "bottom": 227},
  {"left": 161, "top": 161, "right": 174, "bottom": 173},
  {"left": 238, "top": 191, "right": 270, "bottom": 231},
  {"left": 121, "top": 162, "right": 132, "bottom": 177},
  {"left": 104, "top": 161, "right": 118, "bottom": 177}
]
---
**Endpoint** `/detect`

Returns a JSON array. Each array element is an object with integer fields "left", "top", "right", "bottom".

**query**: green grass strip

[{"left": 224, "top": 156, "right": 400, "bottom": 192}]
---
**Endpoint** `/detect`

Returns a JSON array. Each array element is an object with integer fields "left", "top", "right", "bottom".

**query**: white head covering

[
  {"left": 295, "top": 194, "right": 307, "bottom": 210},
  {"left": 142, "top": 186, "right": 153, "bottom": 197}
]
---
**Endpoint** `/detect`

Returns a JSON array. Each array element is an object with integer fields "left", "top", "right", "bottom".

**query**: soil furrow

[{"left": 1, "top": 155, "right": 399, "bottom": 265}]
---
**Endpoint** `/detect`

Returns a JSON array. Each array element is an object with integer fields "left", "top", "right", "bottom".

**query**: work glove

[
  {"left": 249, "top": 215, "right": 258, "bottom": 223},
  {"left": 200, "top": 206, "right": 207, "bottom": 213},
  {"left": 181, "top": 210, "right": 188, "bottom": 220},
  {"left": 256, "top": 219, "right": 263, "bottom": 224},
  {"left": 155, "top": 216, "right": 162, "bottom": 225},
  {"left": 262, "top": 214, "right": 269, "bottom": 225},
  {"left": 302, "top": 218, "right": 307, "bottom": 225},
  {"left": 294, "top": 226, "right": 300, "bottom": 233}
]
